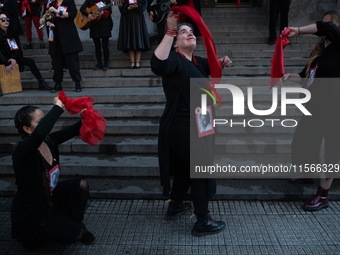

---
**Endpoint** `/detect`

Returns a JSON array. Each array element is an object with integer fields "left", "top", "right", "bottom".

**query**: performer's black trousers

[
  {"left": 269, "top": 0, "right": 291, "bottom": 41},
  {"left": 53, "top": 53, "right": 81, "bottom": 83}
]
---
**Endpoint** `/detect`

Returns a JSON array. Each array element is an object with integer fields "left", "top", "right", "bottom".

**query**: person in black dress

[
  {"left": 21, "top": 0, "right": 45, "bottom": 49},
  {"left": 0, "top": 11, "right": 51, "bottom": 90},
  {"left": 117, "top": 0, "right": 150, "bottom": 69},
  {"left": 44, "top": 0, "right": 83, "bottom": 92},
  {"left": 150, "top": 12, "right": 231, "bottom": 236},
  {"left": 80, "top": 0, "right": 113, "bottom": 71},
  {"left": 268, "top": 0, "right": 290, "bottom": 45},
  {"left": 281, "top": 9, "right": 340, "bottom": 211},
  {"left": 11, "top": 97, "right": 95, "bottom": 251}
]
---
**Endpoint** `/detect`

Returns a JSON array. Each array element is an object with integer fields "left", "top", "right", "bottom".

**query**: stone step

[
  {"left": 0, "top": 118, "right": 160, "bottom": 135},
  {"left": 31, "top": 57, "right": 307, "bottom": 71},
  {"left": 0, "top": 153, "right": 292, "bottom": 176},
  {"left": 0, "top": 135, "right": 293, "bottom": 154},
  {"left": 197, "top": 43, "right": 315, "bottom": 51},
  {"left": 3, "top": 176, "right": 336, "bottom": 200},
  {"left": 17, "top": 66, "right": 304, "bottom": 80},
  {"left": 201, "top": 7, "right": 265, "bottom": 13}
]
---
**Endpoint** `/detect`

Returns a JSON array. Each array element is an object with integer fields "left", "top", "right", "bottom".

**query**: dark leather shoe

[
  {"left": 94, "top": 64, "right": 102, "bottom": 71},
  {"left": 288, "top": 178, "right": 315, "bottom": 184},
  {"left": 302, "top": 186, "right": 329, "bottom": 211},
  {"left": 23, "top": 41, "right": 33, "bottom": 49},
  {"left": 39, "top": 43, "right": 45, "bottom": 49},
  {"left": 51, "top": 83, "right": 62, "bottom": 93},
  {"left": 192, "top": 215, "right": 225, "bottom": 237},
  {"left": 102, "top": 64, "right": 109, "bottom": 71},
  {"left": 165, "top": 201, "right": 192, "bottom": 220},
  {"left": 75, "top": 82, "right": 82, "bottom": 92},
  {"left": 38, "top": 79, "right": 52, "bottom": 90},
  {"left": 80, "top": 223, "right": 95, "bottom": 245}
]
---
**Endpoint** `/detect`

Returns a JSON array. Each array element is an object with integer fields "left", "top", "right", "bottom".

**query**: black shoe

[
  {"left": 93, "top": 64, "right": 102, "bottom": 71},
  {"left": 39, "top": 43, "right": 45, "bottom": 49},
  {"left": 75, "top": 82, "right": 82, "bottom": 92},
  {"left": 102, "top": 64, "right": 109, "bottom": 71},
  {"left": 80, "top": 223, "right": 95, "bottom": 245},
  {"left": 38, "top": 79, "right": 52, "bottom": 90},
  {"left": 165, "top": 201, "right": 192, "bottom": 220},
  {"left": 135, "top": 62, "right": 140, "bottom": 69},
  {"left": 268, "top": 39, "right": 276, "bottom": 45},
  {"left": 19, "top": 66, "right": 25, "bottom": 72},
  {"left": 23, "top": 41, "right": 33, "bottom": 49},
  {"left": 51, "top": 83, "right": 62, "bottom": 93},
  {"left": 192, "top": 215, "right": 226, "bottom": 237}
]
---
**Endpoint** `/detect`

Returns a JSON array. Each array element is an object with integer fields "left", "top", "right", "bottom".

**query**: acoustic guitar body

[{"left": 76, "top": 5, "right": 101, "bottom": 30}]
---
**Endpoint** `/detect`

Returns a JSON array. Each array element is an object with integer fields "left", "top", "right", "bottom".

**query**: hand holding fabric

[{"left": 58, "top": 91, "right": 106, "bottom": 146}]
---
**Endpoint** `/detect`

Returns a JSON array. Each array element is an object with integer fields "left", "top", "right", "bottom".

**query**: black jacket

[
  {"left": 80, "top": 0, "right": 113, "bottom": 38},
  {"left": 11, "top": 105, "right": 82, "bottom": 226},
  {"left": 47, "top": 0, "right": 83, "bottom": 55},
  {"left": 0, "top": 29, "right": 20, "bottom": 66}
]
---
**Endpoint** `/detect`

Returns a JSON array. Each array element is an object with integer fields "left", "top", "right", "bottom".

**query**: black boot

[
  {"left": 192, "top": 214, "right": 225, "bottom": 237},
  {"left": 51, "top": 83, "right": 62, "bottom": 93},
  {"left": 102, "top": 63, "right": 109, "bottom": 71},
  {"left": 93, "top": 63, "right": 102, "bottom": 71},
  {"left": 75, "top": 81, "right": 82, "bottom": 92},
  {"left": 39, "top": 40, "right": 45, "bottom": 49},
  {"left": 38, "top": 79, "right": 52, "bottom": 90},
  {"left": 23, "top": 41, "right": 33, "bottom": 49},
  {"left": 165, "top": 201, "right": 192, "bottom": 220}
]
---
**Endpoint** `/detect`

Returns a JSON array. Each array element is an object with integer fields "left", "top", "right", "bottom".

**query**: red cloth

[
  {"left": 21, "top": 0, "right": 32, "bottom": 16},
  {"left": 268, "top": 28, "right": 290, "bottom": 89},
  {"left": 58, "top": 91, "right": 106, "bottom": 146},
  {"left": 102, "top": 9, "right": 110, "bottom": 19},
  {"left": 237, "top": 0, "right": 241, "bottom": 8},
  {"left": 171, "top": 0, "right": 222, "bottom": 87}
]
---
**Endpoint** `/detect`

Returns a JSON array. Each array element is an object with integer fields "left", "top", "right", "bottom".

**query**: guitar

[
  {"left": 76, "top": 0, "right": 123, "bottom": 30},
  {"left": 150, "top": 0, "right": 173, "bottom": 25}
]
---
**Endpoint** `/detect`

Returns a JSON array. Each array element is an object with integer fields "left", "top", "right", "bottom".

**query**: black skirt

[
  {"left": 117, "top": 11, "right": 150, "bottom": 52},
  {"left": 11, "top": 177, "right": 84, "bottom": 245}
]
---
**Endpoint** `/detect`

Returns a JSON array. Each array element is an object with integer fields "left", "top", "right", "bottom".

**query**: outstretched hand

[
  {"left": 219, "top": 56, "right": 232, "bottom": 68},
  {"left": 54, "top": 97, "right": 65, "bottom": 109},
  {"left": 167, "top": 11, "right": 178, "bottom": 29}
]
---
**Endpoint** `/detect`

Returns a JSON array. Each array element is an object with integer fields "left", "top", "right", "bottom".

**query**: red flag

[
  {"left": 237, "top": 0, "right": 241, "bottom": 8},
  {"left": 58, "top": 91, "right": 106, "bottom": 146},
  {"left": 268, "top": 28, "right": 291, "bottom": 89},
  {"left": 171, "top": 0, "right": 222, "bottom": 86}
]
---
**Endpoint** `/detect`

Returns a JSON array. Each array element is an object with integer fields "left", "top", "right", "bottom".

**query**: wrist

[
  {"left": 298, "top": 27, "right": 301, "bottom": 35},
  {"left": 166, "top": 27, "right": 177, "bottom": 37}
]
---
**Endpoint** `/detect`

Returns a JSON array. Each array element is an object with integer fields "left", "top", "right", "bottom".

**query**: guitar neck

[{"left": 92, "top": 1, "right": 120, "bottom": 14}]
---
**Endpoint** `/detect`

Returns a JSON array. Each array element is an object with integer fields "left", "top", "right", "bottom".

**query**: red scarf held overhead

[
  {"left": 171, "top": 0, "right": 222, "bottom": 86},
  {"left": 58, "top": 91, "right": 106, "bottom": 146},
  {"left": 268, "top": 28, "right": 291, "bottom": 89}
]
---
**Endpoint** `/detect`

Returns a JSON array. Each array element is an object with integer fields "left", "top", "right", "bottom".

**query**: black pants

[
  {"left": 269, "top": 0, "right": 290, "bottom": 41},
  {"left": 169, "top": 115, "right": 209, "bottom": 218},
  {"left": 53, "top": 53, "right": 81, "bottom": 83},
  {"left": 17, "top": 56, "right": 42, "bottom": 81},
  {"left": 93, "top": 37, "right": 110, "bottom": 66}
]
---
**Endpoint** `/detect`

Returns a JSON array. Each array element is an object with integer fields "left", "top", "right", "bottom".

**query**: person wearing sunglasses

[{"left": 0, "top": 11, "right": 52, "bottom": 90}]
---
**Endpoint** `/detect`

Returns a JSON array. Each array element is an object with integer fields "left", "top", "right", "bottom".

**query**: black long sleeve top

[{"left": 12, "top": 105, "right": 82, "bottom": 226}]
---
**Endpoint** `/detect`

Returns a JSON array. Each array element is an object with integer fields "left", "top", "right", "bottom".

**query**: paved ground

[{"left": 1, "top": 197, "right": 340, "bottom": 255}]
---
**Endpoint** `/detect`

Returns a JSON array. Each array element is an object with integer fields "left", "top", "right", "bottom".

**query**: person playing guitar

[{"left": 80, "top": 0, "right": 113, "bottom": 71}]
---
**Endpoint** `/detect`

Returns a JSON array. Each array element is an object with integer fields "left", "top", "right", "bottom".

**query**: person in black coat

[
  {"left": 21, "top": 0, "right": 45, "bottom": 49},
  {"left": 151, "top": 13, "right": 231, "bottom": 236},
  {"left": 11, "top": 97, "right": 95, "bottom": 250},
  {"left": 44, "top": 0, "right": 83, "bottom": 92},
  {"left": 282, "top": 10, "right": 340, "bottom": 211},
  {"left": 0, "top": 11, "right": 51, "bottom": 90},
  {"left": 117, "top": 0, "right": 150, "bottom": 69},
  {"left": 80, "top": 0, "right": 113, "bottom": 71}
]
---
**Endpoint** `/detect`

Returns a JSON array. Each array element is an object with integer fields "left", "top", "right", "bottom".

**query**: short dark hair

[{"left": 14, "top": 105, "right": 39, "bottom": 138}]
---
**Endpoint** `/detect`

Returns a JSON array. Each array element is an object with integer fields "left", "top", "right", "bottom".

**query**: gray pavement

[{"left": 1, "top": 198, "right": 340, "bottom": 255}]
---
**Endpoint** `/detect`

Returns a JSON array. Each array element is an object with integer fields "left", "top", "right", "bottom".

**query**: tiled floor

[{"left": 1, "top": 198, "right": 340, "bottom": 254}]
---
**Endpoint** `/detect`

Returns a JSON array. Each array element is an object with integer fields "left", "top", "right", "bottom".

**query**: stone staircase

[{"left": 1, "top": 7, "right": 339, "bottom": 200}]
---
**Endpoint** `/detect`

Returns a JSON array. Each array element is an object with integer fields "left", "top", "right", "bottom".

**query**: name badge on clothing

[
  {"left": 49, "top": 164, "right": 60, "bottom": 192},
  {"left": 196, "top": 105, "right": 215, "bottom": 138},
  {"left": 95, "top": 1, "right": 105, "bottom": 8},
  {"left": 129, "top": 0, "right": 137, "bottom": 4},
  {"left": 56, "top": 6, "right": 67, "bottom": 18},
  {"left": 306, "top": 63, "right": 318, "bottom": 89},
  {"left": 6, "top": 38, "right": 19, "bottom": 51},
  {"left": 48, "top": 27, "right": 54, "bottom": 42}
]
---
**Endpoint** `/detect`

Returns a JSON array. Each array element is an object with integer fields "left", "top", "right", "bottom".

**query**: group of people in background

[{"left": 2, "top": 0, "right": 340, "bottom": 251}]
